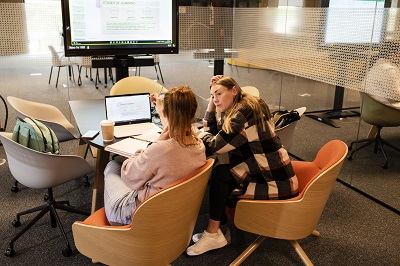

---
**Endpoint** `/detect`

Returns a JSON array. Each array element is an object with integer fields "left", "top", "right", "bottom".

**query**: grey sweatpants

[{"left": 104, "top": 160, "right": 138, "bottom": 225}]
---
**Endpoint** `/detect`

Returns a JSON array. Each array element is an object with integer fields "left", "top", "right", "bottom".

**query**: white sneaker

[
  {"left": 186, "top": 228, "right": 228, "bottom": 256},
  {"left": 192, "top": 228, "right": 231, "bottom": 245}
]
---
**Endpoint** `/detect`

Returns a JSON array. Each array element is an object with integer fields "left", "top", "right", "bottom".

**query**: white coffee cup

[{"left": 100, "top": 120, "right": 115, "bottom": 142}]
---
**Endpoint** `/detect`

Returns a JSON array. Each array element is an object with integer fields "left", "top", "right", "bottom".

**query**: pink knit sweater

[{"left": 121, "top": 138, "right": 206, "bottom": 203}]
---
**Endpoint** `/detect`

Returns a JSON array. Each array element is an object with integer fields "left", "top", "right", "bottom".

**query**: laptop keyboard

[{"left": 114, "top": 123, "right": 161, "bottom": 138}]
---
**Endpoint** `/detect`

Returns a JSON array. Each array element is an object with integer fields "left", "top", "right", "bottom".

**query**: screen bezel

[{"left": 61, "top": 0, "right": 179, "bottom": 57}]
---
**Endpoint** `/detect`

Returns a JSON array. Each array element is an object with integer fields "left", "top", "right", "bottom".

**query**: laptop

[
  {"left": 195, "top": 94, "right": 209, "bottom": 119},
  {"left": 192, "top": 94, "right": 209, "bottom": 128},
  {"left": 105, "top": 93, "right": 162, "bottom": 138}
]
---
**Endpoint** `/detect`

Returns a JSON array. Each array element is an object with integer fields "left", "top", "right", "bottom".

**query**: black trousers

[{"left": 209, "top": 164, "right": 237, "bottom": 225}]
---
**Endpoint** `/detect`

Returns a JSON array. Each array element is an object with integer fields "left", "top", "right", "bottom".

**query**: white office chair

[
  {"left": 7, "top": 96, "right": 91, "bottom": 192},
  {"left": 7, "top": 96, "right": 80, "bottom": 142},
  {"left": 0, "top": 132, "right": 93, "bottom": 257},
  {"left": 48, "top": 45, "right": 79, "bottom": 88}
]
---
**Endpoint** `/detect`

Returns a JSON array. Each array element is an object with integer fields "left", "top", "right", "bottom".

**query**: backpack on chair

[
  {"left": 12, "top": 117, "right": 60, "bottom": 155},
  {"left": 271, "top": 110, "right": 301, "bottom": 130}
]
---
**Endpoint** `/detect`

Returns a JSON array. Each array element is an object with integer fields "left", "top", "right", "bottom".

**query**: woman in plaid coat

[{"left": 187, "top": 76, "right": 298, "bottom": 256}]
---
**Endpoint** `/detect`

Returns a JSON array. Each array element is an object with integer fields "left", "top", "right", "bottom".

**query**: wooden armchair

[
  {"left": 109, "top": 76, "right": 167, "bottom": 96},
  {"left": 230, "top": 140, "right": 348, "bottom": 266},
  {"left": 72, "top": 158, "right": 214, "bottom": 266}
]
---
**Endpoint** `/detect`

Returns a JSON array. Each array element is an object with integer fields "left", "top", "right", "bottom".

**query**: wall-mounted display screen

[
  {"left": 61, "top": 0, "right": 179, "bottom": 57},
  {"left": 323, "top": 0, "right": 385, "bottom": 45}
]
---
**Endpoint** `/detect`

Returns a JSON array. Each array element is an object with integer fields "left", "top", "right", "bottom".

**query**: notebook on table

[
  {"left": 105, "top": 93, "right": 162, "bottom": 138},
  {"left": 104, "top": 132, "right": 161, "bottom": 157}
]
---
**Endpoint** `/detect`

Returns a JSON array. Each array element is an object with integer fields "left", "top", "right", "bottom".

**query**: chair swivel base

[
  {"left": 230, "top": 230, "right": 320, "bottom": 266},
  {"left": 347, "top": 128, "right": 400, "bottom": 169},
  {"left": 4, "top": 188, "right": 90, "bottom": 258},
  {"left": 11, "top": 176, "right": 90, "bottom": 193}
]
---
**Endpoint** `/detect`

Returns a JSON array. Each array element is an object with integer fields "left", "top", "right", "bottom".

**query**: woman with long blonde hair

[{"left": 187, "top": 76, "right": 298, "bottom": 256}]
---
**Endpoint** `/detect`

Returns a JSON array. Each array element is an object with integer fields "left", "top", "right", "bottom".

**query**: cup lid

[{"left": 100, "top": 120, "right": 115, "bottom": 126}]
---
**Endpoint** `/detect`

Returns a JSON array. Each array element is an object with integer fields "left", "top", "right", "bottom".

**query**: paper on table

[
  {"left": 105, "top": 138, "right": 149, "bottom": 157},
  {"left": 132, "top": 131, "right": 161, "bottom": 142}
]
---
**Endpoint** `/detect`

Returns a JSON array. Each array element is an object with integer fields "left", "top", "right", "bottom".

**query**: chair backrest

[
  {"left": 48, "top": 45, "right": 62, "bottom": 67},
  {"left": 72, "top": 158, "right": 214, "bottom": 266},
  {"left": 7, "top": 96, "right": 79, "bottom": 141},
  {"left": 109, "top": 76, "right": 166, "bottom": 96},
  {"left": 79, "top": 56, "right": 92, "bottom": 68},
  {"left": 274, "top": 107, "right": 306, "bottom": 151},
  {"left": 153, "top": 54, "right": 160, "bottom": 63},
  {"left": 360, "top": 92, "right": 400, "bottom": 127},
  {"left": 48, "top": 45, "right": 79, "bottom": 67},
  {"left": 242, "top": 86, "right": 260, "bottom": 97},
  {"left": 0, "top": 132, "right": 93, "bottom": 189},
  {"left": 234, "top": 140, "right": 347, "bottom": 240}
]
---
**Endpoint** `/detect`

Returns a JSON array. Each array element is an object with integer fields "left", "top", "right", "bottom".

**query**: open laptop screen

[{"left": 105, "top": 93, "right": 152, "bottom": 125}]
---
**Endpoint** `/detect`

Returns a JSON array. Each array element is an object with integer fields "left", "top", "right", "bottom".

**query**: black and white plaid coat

[{"left": 199, "top": 101, "right": 298, "bottom": 200}]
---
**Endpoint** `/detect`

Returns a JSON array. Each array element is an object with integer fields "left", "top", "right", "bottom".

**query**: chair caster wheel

[
  {"left": 5, "top": 248, "right": 15, "bottom": 257},
  {"left": 382, "top": 164, "right": 388, "bottom": 169},
  {"left": 12, "top": 219, "right": 21, "bottom": 227},
  {"left": 11, "top": 186, "right": 19, "bottom": 193},
  {"left": 62, "top": 247, "right": 72, "bottom": 257},
  {"left": 83, "top": 175, "right": 90, "bottom": 187},
  {"left": 346, "top": 155, "right": 353, "bottom": 161}
]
